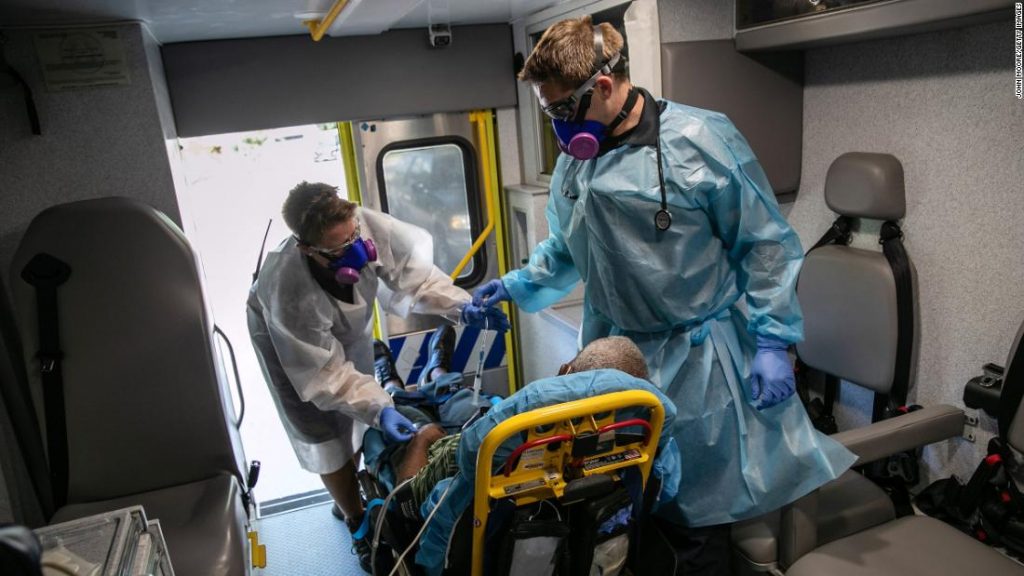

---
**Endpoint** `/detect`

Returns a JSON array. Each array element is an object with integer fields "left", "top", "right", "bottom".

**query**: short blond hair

[{"left": 518, "top": 15, "right": 626, "bottom": 88}]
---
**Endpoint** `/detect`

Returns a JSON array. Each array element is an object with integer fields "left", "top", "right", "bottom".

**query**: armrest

[{"left": 832, "top": 404, "right": 964, "bottom": 465}]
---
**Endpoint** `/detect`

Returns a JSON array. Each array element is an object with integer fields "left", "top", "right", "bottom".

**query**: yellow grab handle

[
  {"left": 303, "top": 0, "right": 353, "bottom": 42},
  {"left": 248, "top": 530, "right": 267, "bottom": 569},
  {"left": 451, "top": 111, "right": 496, "bottom": 280}
]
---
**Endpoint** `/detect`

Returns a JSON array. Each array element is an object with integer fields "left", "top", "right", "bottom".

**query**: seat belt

[
  {"left": 808, "top": 215, "right": 852, "bottom": 252},
  {"left": 874, "top": 221, "right": 914, "bottom": 421},
  {"left": 20, "top": 253, "right": 72, "bottom": 510},
  {"left": 861, "top": 221, "right": 920, "bottom": 514},
  {"left": 795, "top": 216, "right": 851, "bottom": 434}
]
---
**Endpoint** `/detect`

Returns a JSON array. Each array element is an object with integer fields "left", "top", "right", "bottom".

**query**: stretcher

[{"left": 361, "top": 388, "right": 667, "bottom": 576}]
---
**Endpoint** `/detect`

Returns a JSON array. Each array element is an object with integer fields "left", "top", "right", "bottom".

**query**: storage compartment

[
  {"left": 661, "top": 41, "right": 803, "bottom": 195},
  {"left": 734, "top": 0, "right": 1014, "bottom": 51},
  {"left": 737, "top": 0, "right": 891, "bottom": 30}
]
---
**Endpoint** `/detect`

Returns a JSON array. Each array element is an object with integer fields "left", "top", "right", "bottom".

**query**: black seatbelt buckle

[
  {"left": 247, "top": 461, "right": 261, "bottom": 490},
  {"left": 37, "top": 353, "right": 62, "bottom": 374},
  {"left": 886, "top": 451, "right": 920, "bottom": 485}
]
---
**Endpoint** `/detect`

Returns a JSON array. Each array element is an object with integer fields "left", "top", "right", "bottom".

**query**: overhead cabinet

[{"left": 735, "top": 0, "right": 1015, "bottom": 51}]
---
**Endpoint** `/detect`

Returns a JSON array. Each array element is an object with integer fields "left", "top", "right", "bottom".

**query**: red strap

[
  {"left": 503, "top": 434, "right": 572, "bottom": 477},
  {"left": 502, "top": 419, "right": 654, "bottom": 477}
]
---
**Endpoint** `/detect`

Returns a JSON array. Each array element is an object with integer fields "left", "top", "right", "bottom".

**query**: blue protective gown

[{"left": 503, "top": 94, "right": 856, "bottom": 527}]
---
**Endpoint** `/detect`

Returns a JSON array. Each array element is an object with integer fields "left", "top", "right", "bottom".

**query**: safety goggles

[
  {"left": 540, "top": 52, "right": 621, "bottom": 122},
  {"left": 309, "top": 222, "right": 361, "bottom": 259}
]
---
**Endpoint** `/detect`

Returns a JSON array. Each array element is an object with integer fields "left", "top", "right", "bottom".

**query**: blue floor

[{"left": 256, "top": 502, "right": 366, "bottom": 576}]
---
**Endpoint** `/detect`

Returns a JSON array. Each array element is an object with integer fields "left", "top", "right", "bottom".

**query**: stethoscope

[
  {"left": 652, "top": 111, "right": 672, "bottom": 231},
  {"left": 561, "top": 102, "right": 672, "bottom": 232}
]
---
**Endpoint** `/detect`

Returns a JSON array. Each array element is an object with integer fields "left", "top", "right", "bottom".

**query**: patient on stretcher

[{"left": 364, "top": 326, "right": 653, "bottom": 512}]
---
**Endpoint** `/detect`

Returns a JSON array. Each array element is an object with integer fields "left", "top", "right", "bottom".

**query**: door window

[{"left": 377, "top": 137, "right": 484, "bottom": 286}]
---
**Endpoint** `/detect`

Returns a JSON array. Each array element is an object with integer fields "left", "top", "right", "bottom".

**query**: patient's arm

[{"left": 397, "top": 423, "right": 446, "bottom": 482}]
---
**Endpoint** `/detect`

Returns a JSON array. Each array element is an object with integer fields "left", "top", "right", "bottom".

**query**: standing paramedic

[{"left": 474, "top": 17, "right": 855, "bottom": 573}]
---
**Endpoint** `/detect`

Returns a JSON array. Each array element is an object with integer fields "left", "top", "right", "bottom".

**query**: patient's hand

[{"left": 397, "top": 423, "right": 445, "bottom": 482}]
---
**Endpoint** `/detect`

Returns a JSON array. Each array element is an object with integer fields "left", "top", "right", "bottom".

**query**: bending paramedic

[
  {"left": 473, "top": 17, "right": 856, "bottom": 573},
  {"left": 247, "top": 181, "right": 507, "bottom": 572}
]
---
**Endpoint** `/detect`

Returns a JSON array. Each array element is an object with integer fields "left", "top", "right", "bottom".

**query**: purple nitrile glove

[
  {"left": 750, "top": 335, "right": 796, "bottom": 410},
  {"left": 380, "top": 406, "right": 415, "bottom": 442}
]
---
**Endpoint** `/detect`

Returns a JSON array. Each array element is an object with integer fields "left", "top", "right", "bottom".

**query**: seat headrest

[{"left": 825, "top": 152, "right": 906, "bottom": 221}]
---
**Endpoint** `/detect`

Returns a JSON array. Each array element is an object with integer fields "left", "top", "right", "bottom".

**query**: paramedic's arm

[
  {"left": 264, "top": 294, "right": 391, "bottom": 426},
  {"left": 374, "top": 215, "right": 470, "bottom": 318},
  {"left": 501, "top": 191, "right": 581, "bottom": 313},
  {"left": 702, "top": 115, "right": 804, "bottom": 344}
]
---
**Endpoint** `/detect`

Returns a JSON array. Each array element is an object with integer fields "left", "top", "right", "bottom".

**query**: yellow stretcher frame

[{"left": 470, "top": 390, "right": 666, "bottom": 576}]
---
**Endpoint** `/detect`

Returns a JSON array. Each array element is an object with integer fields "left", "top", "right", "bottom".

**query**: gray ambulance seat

[
  {"left": 734, "top": 153, "right": 913, "bottom": 571},
  {"left": 785, "top": 515, "right": 1021, "bottom": 575},
  {"left": 50, "top": 475, "right": 247, "bottom": 576},
  {"left": 734, "top": 154, "right": 1021, "bottom": 574},
  {"left": 10, "top": 197, "right": 249, "bottom": 576},
  {"left": 796, "top": 153, "right": 925, "bottom": 547},
  {"left": 785, "top": 316, "right": 1024, "bottom": 575}
]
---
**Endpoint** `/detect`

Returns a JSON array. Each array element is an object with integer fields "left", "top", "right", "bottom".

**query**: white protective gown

[{"left": 247, "top": 208, "right": 469, "bottom": 474}]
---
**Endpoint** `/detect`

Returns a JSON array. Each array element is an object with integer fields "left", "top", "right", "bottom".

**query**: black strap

[
  {"left": 819, "top": 373, "right": 839, "bottom": 432},
  {"left": 20, "top": 253, "right": 71, "bottom": 509},
  {"left": 795, "top": 216, "right": 853, "bottom": 431},
  {"left": 1, "top": 35, "right": 41, "bottom": 136},
  {"left": 605, "top": 87, "right": 638, "bottom": 136},
  {"left": 809, "top": 216, "right": 853, "bottom": 252},
  {"left": 860, "top": 221, "right": 919, "bottom": 503},
  {"left": 8, "top": 65, "right": 41, "bottom": 135},
  {"left": 251, "top": 219, "right": 273, "bottom": 285},
  {"left": 958, "top": 439, "right": 1007, "bottom": 517},
  {"left": 999, "top": 323, "right": 1024, "bottom": 438},
  {"left": 875, "top": 221, "right": 914, "bottom": 420}
]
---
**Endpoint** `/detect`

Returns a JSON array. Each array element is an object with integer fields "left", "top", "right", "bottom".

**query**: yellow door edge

[{"left": 337, "top": 121, "right": 383, "bottom": 340}]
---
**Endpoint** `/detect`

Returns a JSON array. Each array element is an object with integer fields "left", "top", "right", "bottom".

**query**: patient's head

[{"left": 560, "top": 336, "right": 649, "bottom": 379}]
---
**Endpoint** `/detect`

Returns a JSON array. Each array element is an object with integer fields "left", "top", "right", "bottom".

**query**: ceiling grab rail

[{"left": 303, "top": 0, "right": 355, "bottom": 42}]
